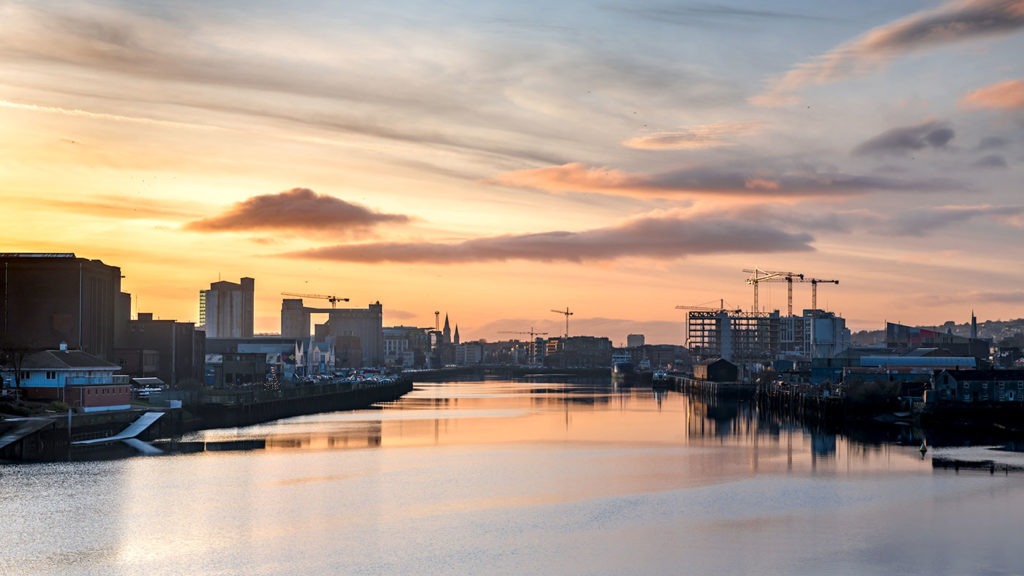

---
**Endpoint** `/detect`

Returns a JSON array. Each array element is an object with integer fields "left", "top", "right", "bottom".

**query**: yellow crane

[
  {"left": 280, "top": 292, "right": 350, "bottom": 309},
  {"left": 742, "top": 269, "right": 805, "bottom": 316}
]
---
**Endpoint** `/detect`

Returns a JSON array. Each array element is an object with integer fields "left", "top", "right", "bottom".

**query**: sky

[{"left": 1, "top": 0, "right": 1023, "bottom": 345}]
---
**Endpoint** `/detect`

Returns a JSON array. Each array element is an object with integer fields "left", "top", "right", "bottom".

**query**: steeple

[
  {"left": 454, "top": 324, "right": 460, "bottom": 345},
  {"left": 442, "top": 313, "right": 451, "bottom": 344},
  {"left": 971, "top": 310, "right": 978, "bottom": 339}
]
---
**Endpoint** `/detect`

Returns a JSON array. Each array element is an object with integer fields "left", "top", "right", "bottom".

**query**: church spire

[
  {"left": 442, "top": 313, "right": 451, "bottom": 344},
  {"left": 454, "top": 324, "right": 460, "bottom": 345}
]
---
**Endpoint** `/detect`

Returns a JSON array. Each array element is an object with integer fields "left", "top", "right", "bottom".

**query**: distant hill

[{"left": 851, "top": 317, "right": 1024, "bottom": 347}]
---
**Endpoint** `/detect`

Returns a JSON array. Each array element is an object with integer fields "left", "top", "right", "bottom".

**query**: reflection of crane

[
  {"left": 551, "top": 307, "right": 573, "bottom": 338},
  {"left": 808, "top": 278, "right": 839, "bottom": 311},
  {"left": 500, "top": 328, "right": 549, "bottom": 365},
  {"left": 281, "top": 292, "right": 350, "bottom": 308}
]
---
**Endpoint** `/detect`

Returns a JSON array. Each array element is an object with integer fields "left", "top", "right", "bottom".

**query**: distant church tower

[
  {"left": 454, "top": 325, "right": 460, "bottom": 345},
  {"left": 442, "top": 314, "right": 452, "bottom": 345},
  {"left": 971, "top": 311, "right": 978, "bottom": 339}
]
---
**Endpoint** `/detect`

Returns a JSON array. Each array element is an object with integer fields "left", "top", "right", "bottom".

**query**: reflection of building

[
  {"left": 200, "top": 277, "right": 254, "bottom": 338},
  {"left": 0, "top": 253, "right": 122, "bottom": 360}
]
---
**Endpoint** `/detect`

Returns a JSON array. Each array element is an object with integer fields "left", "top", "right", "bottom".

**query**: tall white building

[{"left": 200, "top": 277, "right": 254, "bottom": 338}]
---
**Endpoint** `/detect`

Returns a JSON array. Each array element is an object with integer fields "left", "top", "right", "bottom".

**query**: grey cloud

[
  {"left": 889, "top": 205, "right": 1024, "bottom": 235},
  {"left": 973, "top": 154, "right": 1008, "bottom": 168},
  {"left": 282, "top": 212, "right": 815, "bottom": 264},
  {"left": 185, "top": 188, "right": 409, "bottom": 233},
  {"left": 852, "top": 121, "right": 955, "bottom": 157},
  {"left": 978, "top": 136, "right": 1010, "bottom": 150}
]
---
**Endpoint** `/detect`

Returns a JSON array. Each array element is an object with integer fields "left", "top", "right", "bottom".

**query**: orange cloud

[
  {"left": 282, "top": 210, "right": 815, "bottom": 264},
  {"left": 623, "top": 122, "right": 764, "bottom": 150},
  {"left": 489, "top": 162, "right": 959, "bottom": 198},
  {"left": 185, "top": 188, "right": 409, "bottom": 234},
  {"left": 488, "top": 163, "right": 646, "bottom": 193},
  {"left": 961, "top": 79, "right": 1024, "bottom": 109}
]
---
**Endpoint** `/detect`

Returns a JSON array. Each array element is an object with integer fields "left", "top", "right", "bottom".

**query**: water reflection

[{"left": 176, "top": 379, "right": 932, "bottom": 476}]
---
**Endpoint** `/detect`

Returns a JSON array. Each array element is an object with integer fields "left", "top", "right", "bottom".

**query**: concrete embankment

[
  {"left": 192, "top": 380, "right": 412, "bottom": 431},
  {"left": 0, "top": 379, "right": 413, "bottom": 462}
]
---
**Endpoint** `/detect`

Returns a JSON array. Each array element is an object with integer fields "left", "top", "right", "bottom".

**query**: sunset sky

[{"left": 2, "top": 0, "right": 1022, "bottom": 345}]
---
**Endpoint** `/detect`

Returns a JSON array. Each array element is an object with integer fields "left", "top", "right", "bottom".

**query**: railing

[{"left": 64, "top": 374, "right": 131, "bottom": 386}]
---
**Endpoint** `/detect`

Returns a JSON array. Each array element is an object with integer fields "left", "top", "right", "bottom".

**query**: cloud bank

[
  {"left": 489, "top": 161, "right": 960, "bottom": 198},
  {"left": 283, "top": 211, "right": 815, "bottom": 264},
  {"left": 185, "top": 188, "right": 408, "bottom": 233}
]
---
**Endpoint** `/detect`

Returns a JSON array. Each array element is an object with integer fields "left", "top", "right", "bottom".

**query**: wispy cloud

[
  {"left": 489, "top": 161, "right": 960, "bottom": 198},
  {"left": 961, "top": 79, "right": 1024, "bottom": 110},
  {"left": 282, "top": 210, "right": 815, "bottom": 264},
  {"left": 29, "top": 195, "right": 197, "bottom": 220},
  {"left": 623, "top": 122, "right": 764, "bottom": 150},
  {"left": 852, "top": 120, "right": 955, "bottom": 157},
  {"left": 754, "top": 0, "right": 1024, "bottom": 105},
  {"left": 185, "top": 188, "right": 409, "bottom": 234}
]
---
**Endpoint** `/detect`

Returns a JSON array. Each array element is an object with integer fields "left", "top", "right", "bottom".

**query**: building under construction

[
  {"left": 686, "top": 269, "right": 849, "bottom": 366},
  {"left": 687, "top": 308, "right": 849, "bottom": 366}
]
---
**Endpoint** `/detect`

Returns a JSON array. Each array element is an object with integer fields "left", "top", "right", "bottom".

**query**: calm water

[{"left": 3, "top": 379, "right": 1023, "bottom": 576}]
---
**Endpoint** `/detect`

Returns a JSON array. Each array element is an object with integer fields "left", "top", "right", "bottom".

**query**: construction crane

[
  {"left": 499, "top": 328, "right": 550, "bottom": 340},
  {"left": 499, "top": 328, "right": 550, "bottom": 365},
  {"left": 808, "top": 278, "right": 839, "bottom": 311},
  {"left": 742, "top": 268, "right": 794, "bottom": 315},
  {"left": 551, "top": 307, "right": 573, "bottom": 338},
  {"left": 674, "top": 299, "right": 741, "bottom": 314},
  {"left": 280, "top": 292, "right": 350, "bottom": 309},
  {"left": 741, "top": 270, "right": 805, "bottom": 316}
]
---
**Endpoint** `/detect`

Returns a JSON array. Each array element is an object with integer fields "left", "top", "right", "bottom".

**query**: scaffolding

[{"left": 687, "top": 310, "right": 780, "bottom": 365}]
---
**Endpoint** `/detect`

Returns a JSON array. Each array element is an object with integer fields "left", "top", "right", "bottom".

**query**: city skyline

[{"left": 2, "top": 1, "right": 1023, "bottom": 344}]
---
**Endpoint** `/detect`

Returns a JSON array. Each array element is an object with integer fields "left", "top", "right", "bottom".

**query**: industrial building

[
  {"left": 687, "top": 308, "right": 849, "bottom": 366},
  {"left": 0, "top": 253, "right": 123, "bottom": 360},
  {"left": 199, "top": 277, "right": 254, "bottom": 338}
]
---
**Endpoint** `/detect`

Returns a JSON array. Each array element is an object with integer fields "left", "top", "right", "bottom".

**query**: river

[{"left": 2, "top": 378, "right": 1023, "bottom": 575}]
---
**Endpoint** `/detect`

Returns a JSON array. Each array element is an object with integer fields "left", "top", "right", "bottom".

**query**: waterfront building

[
  {"left": 200, "top": 277, "right": 254, "bottom": 338},
  {"left": 1, "top": 344, "right": 130, "bottom": 411},
  {"left": 383, "top": 326, "right": 430, "bottom": 369},
  {"left": 319, "top": 302, "right": 384, "bottom": 368},
  {"left": 693, "top": 358, "right": 739, "bottom": 382},
  {"left": 931, "top": 369, "right": 1024, "bottom": 403},
  {"left": 0, "top": 253, "right": 122, "bottom": 360},
  {"left": 115, "top": 312, "right": 206, "bottom": 387},
  {"left": 687, "top": 308, "right": 850, "bottom": 366},
  {"left": 544, "top": 336, "right": 612, "bottom": 368},
  {"left": 455, "top": 341, "right": 484, "bottom": 366}
]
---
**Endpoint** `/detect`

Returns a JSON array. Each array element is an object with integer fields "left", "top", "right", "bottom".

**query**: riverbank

[{"left": 0, "top": 378, "right": 413, "bottom": 462}]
